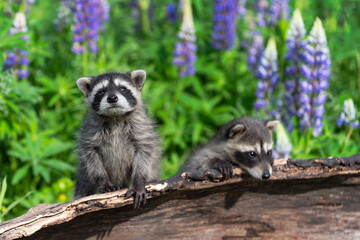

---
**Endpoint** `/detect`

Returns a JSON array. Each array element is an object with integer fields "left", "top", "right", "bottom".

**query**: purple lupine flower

[
  {"left": 268, "top": 0, "right": 290, "bottom": 25},
  {"left": 337, "top": 99, "right": 359, "bottom": 129},
  {"left": 4, "top": 12, "right": 30, "bottom": 80},
  {"left": 71, "top": 0, "right": 109, "bottom": 54},
  {"left": 166, "top": 2, "right": 177, "bottom": 23},
  {"left": 212, "top": 0, "right": 238, "bottom": 51},
  {"left": 299, "top": 17, "right": 331, "bottom": 136},
  {"left": 130, "top": 0, "right": 140, "bottom": 23},
  {"left": 273, "top": 122, "right": 292, "bottom": 159},
  {"left": 54, "top": 0, "right": 73, "bottom": 31},
  {"left": 254, "top": 38, "right": 279, "bottom": 114},
  {"left": 100, "top": 0, "right": 110, "bottom": 24},
  {"left": 172, "top": 0, "right": 197, "bottom": 78},
  {"left": 237, "top": 0, "right": 246, "bottom": 18},
  {"left": 256, "top": 0, "right": 269, "bottom": 27},
  {"left": 247, "top": 32, "right": 263, "bottom": 72},
  {"left": 283, "top": 9, "right": 307, "bottom": 131}
]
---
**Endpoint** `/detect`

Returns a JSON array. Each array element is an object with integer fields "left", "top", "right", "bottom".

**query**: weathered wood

[{"left": 0, "top": 153, "right": 359, "bottom": 240}]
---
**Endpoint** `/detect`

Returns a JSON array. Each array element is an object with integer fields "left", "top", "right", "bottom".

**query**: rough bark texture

[{"left": 0, "top": 153, "right": 359, "bottom": 240}]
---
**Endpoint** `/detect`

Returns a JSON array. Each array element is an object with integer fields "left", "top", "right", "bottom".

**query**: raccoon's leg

[
  {"left": 74, "top": 165, "right": 97, "bottom": 199},
  {"left": 182, "top": 169, "right": 211, "bottom": 181},
  {"left": 82, "top": 147, "right": 118, "bottom": 194},
  {"left": 208, "top": 158, "right": 233, "bottom": 180},
  {"left": 125, "top": 143, "right": 159, "bottom": 209},
  {"left": 182, "top": 168, "right": 223, "bottom": 181},
  {"left": 125, "top": 173, "right": 146, "bottom": 210}
]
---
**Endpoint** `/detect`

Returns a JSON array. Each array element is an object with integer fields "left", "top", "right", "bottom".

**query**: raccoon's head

[
  {"left": 76, "top": 70, "right": 146, "bottom": 117},
  {"left": 222, "top": 118, "right": 279, "bottom": 180}
]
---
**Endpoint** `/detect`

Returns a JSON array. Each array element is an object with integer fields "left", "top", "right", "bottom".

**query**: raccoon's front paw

[
  {"left": 125, "top": 187, "right": 146, "bottom": 210},
  {"left": 211, "top": 160, "right": 233, "bottom": 180},
  {"left": 99, "top": 185, "right": 119, "bottom": 193}
]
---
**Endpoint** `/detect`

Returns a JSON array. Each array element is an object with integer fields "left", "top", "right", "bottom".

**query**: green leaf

[
  {"left": 48, "top": 94, "right": 61, "bottom": 107},
  {"left": 8, "top": 141, "right": 32, "bottom": 161},
  {"left": 42, "top": 159, "right": 75, "bottom": 172},
  {"left": 0, "top": 17, "right": 13, "bottom": 39},
  {"left": 1, "top": 191, "right": 33, "bottom": 220},
  {"left": 37, "top": 165, "right": 51, "bottom": 183},
  {"left": 12, "top": 164, "right": 31, "bottom": 185},
  {"left": 0, "top": 177, "right": 7, "bottom": 210},
  {"left": 191, "top": 122, "right": 203, "bottom": 144},
  {"left": 39, "top": 142, "right": 73, "bottom": 159}
]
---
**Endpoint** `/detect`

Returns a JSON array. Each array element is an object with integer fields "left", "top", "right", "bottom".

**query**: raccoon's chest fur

[{"left": 88, "top": 120, "right": 135, "bottom": 187}]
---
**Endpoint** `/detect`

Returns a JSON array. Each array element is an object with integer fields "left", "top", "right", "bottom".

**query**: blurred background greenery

[{"left": 0, "top": 0, "right": 359, "bottom": 221}]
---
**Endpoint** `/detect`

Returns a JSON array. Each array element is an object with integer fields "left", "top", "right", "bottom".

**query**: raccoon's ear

[
  {"left": 129, "top": 69, "right": 146, "bottom": 91},
  {"left": 76, "top": 77, "right": 92, "bottom": 97},
  {"left": 265, "top": 120, "right": 280, "bottom": 132},
  {"left": 228, "top": 124, "right": 246, "bottom": 138}
]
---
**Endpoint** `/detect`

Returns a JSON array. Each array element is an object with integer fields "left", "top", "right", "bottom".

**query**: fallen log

[{"left": 0, "top": 153, "right": 359, "bottom": 240}]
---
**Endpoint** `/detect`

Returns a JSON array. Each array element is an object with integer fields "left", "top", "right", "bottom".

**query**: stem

[
  {"left": 341, "top": 127, "right": 353, "bottom": 153},
  {"left": 171, "top": 76, "right": 185, "bottom": 111},
  {"left": 293, "top": 37, "right": 301, "bottom": 114},
  {"left": 139, "top": 0, "right": 150, "bottom": 36},
  {"left": 356, "top": 53, "right": 360, "bottom": 105},
  {"left": 82, "top": 48, "right": 88, "bottom": 76},
  {"left": 305, "top": 127, "right": 312, "bottom": 153}
]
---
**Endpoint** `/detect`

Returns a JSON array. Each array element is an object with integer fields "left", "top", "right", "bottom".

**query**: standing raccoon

[
  {"left": 74, "top": 70, "right": 160, "bottom": 209},
  {"left": 181, "top": 117, "right": 278, "bottom": 180}
]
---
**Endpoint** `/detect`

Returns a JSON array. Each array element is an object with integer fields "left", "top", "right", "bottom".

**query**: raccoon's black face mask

[
  {"left": 225, "top": 119, "right": 279, "bottom": 179},
  {"left": 76, "top": 70, "right": 146, "bottom": 116}
]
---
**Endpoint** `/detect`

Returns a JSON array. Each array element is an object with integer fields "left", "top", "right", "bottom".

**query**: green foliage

[
  {"left": 0, "top": 177, "right": 33, "bottom": 222},
  {"left": 0, "top": 0, "right": 359, "bottom": 221},
  {"left": 8, "top": 127, "right": 74, "bottom": 185}
]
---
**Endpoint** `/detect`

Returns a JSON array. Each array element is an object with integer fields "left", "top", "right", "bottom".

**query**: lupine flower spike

[
  {"left": 273, "top": 122, "right": 292, "bottom": 159},
  {"left": 237, "top": 0, "right": 246, "bottom": 18},
  {"left": 166, "top": 2, "right": 177, "bottom": 23},
  {"left": 256, "top": 0, "right": 269, "bottom": 27},
  {"left": 283, "top": 9, "right": 307, "bottom": 131},
  {"left": 172, "top": 0, "right": 197, "bottom": 78},
  {"left": 254, "top": 37, "right": 279, "bottom": 114},
  {"left": 268, "top": 0, "right": 290, "bottom": 25},
  {"left": 299, "top": 18, "right": 331, "bottom": 136},
  {"left": 54, "top": 0, "right": 73, "bottom": 31},
  {"left": 337, "top": 99, "right": 359, "bottom": 129},
  {"left": 4, "top": 12, "right": 30, "bottom": 79},
  {"left": 212, "top": 0, "right": 238, "bottom": 50},
  {"left": 72, "top": 0, "right": 110, "bottom": 54},
  {"left": 247, "top": 32, "right": 264, "bottom": 72}
]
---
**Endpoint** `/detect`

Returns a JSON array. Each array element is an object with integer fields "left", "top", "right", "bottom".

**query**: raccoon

[
  {"left": 74, "top": 70, "right": 160, "bottom": 209},
  {"left": 181, "top": 117, "right": 278, "bottom": 181}
]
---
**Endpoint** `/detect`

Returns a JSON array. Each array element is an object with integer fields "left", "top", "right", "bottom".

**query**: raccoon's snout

[
  {"left": 262, "top": 170, "right": 271, "bottom": 179},
  {"left": 107, "top": 94, "right": 118, "bottom": 103}
]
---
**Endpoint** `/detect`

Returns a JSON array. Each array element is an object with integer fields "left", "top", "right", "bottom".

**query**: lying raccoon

[
  {"left": 74, "top": 70, "right": 160, "bottom": 209},
  {"left": 181, "top": 117, "right": 278, "bottom": 181}
]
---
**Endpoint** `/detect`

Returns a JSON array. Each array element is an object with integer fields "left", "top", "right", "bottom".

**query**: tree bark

[{"left": 0, "top": 153, "right": 359, "bottom": 240}]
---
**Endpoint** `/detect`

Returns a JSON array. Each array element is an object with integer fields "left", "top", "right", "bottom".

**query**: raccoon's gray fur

[
  {"left": 74, "top": 70, "right": 160, "bottom": 209},
  {"left": 181, "top": 117, "right": 278, "bottom": 180}
]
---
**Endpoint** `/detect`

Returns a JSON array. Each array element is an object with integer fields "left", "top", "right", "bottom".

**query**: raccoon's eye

[
  {"left": 249, "top": 152, "right": 256, "bottom": 157},
  {"left": 267, "top": 150, "right": 272, "bottom": 156},
  {"left": 97, "top": 90, "right": 106, "bottom": 96},
  {"left": 119, "top": 87, "right": 126, "bottom": 92}
]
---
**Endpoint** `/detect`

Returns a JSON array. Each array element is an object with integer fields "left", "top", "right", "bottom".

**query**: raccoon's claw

[
  {"left": 99, "top": 185, "right": 119, "bottom": 193},
  {"left": 125, "top": 188, "right": 146, "bottom": 210},
  {"left": 212, "top": 161, "right": 233, "bottom": 180},
  {"left": 205, "top": 169, "right": 223, "bottom": 182}
]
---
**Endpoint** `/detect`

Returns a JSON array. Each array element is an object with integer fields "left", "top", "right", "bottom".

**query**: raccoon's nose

[
  {"left": 107, "top": 94, "right": 118, "bottom": 103},
  {"left": 262, "top": 171, "right": 271, "bottom": 179}
]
